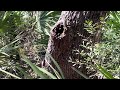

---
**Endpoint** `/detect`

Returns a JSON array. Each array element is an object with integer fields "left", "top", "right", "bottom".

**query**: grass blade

[
  {"left": 44, "top": 60, "right": 62, "bottom": 79},
  {"left": 0, "top": 51, "right": 9, "bottom": 56},
  {"left": 95, "top": 63, "right": 115, "bottom": 79},
  {"left": 72, "top": 67, "right": 89, "bottom": 79},
  {"left": 45, "top": 51, "right": 65, "bottom": 79},
  {"left": 37, "top": 66, "right": 57, "bottom": 79},
  {"left": 2, "top": 11, "right": 8, "bottom": 21},
  {"left": 0, "top": 39, "right": 19, "bottom": 51},
  {"left": 21, "top": 54, "right": 48, "bottom": 79},
  {"left": 16, "top": 65, "right": 33, "bottom": 79},
  {"left": 0, "top": 68, "right": 21, "bottom": 79}
]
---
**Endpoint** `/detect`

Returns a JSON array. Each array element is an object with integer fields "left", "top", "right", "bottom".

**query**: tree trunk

[{"left": 44, "top": 11, "right": 108, "bottom": 79}]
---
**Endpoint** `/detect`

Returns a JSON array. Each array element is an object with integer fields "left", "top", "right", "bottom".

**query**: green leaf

[
  {"left": 0, "top": 68, "right": 21, "bottom": 79},
  {"left": 72, "top": 67, "right": 89, "bottom": 79},
  {"left": 0, "top": 39, "right": 20, "bottom": 56},
  {"left": 43, "top": 60, "right": 62, "bottom": 79},
  {"left": 21, "top": 54, "right": 48, "bottom": 79},
  {"left": 95, "top": 63, "right": 115, "bottom": 79},
  {"left": 45, "top": 51, "right": 65, "bottom": 79},
  {"left": 2, "top": 11, "right": 8, "bottom": 21},
  {"left": 46, "top": 11, "right": 54, "bottom": 16},
  {"left": 16, "top": 65, "right": 33, "bottom": 79},
  {"left": 0, "top": 39, "right": 19, "bottom": 51},
  {"left": 0, "top": 51, "right": 9, "bottom": 56},
  {"left": 37, "top": 66, "right": 57, "bottom": 79}
]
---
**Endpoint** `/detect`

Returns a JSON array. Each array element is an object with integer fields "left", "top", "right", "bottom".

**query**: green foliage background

[{"left": 0, "top": 11, "right": 120, "bottom": 79}]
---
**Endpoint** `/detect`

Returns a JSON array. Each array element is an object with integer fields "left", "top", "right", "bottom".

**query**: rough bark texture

[{"left": 45, "top": 11, "right": 107, "bottom": 79}]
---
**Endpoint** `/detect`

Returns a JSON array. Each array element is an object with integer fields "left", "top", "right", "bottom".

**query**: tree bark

[{"left": 44, "top": 11, "right": 107, "bottom": 79}]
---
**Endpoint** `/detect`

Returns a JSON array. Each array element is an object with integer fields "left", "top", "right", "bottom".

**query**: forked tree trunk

[{"left": 45, "top": 11, "right": 107, "bottom": 79}]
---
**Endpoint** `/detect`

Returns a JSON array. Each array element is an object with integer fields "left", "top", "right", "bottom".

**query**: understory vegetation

[{"left": 0, "top": 11, "right": 119, "bottom": 79}]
